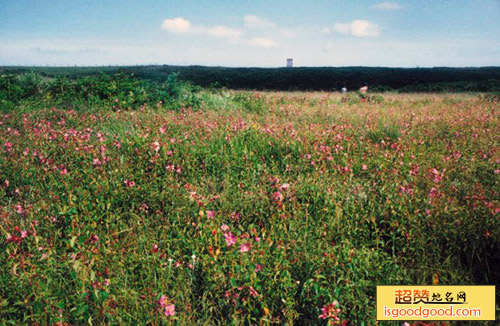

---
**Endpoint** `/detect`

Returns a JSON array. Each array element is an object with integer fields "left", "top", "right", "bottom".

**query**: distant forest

[{"left": 2, "top": 65, "right": 500, "bottom": 92}]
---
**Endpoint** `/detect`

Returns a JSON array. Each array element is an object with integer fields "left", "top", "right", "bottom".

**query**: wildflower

[
  {"left": 158, "top": 295, "right": 176, "bottom": 316},
  {"left": 15, "top": 205, "right": 23, "bottom": 214},
  {"left": 159, "top": 295, "right": 168, "bottom": 307},
  {"left": 224, "top": 232, "right": 237, "bottom": 247},
  {"left": 4, "top": 142, "right": 13, "bottom": 152},
  {"left": 249, "top": 286, "right": 259, "bottom": 297},
  {"left": 410, "top": 164, "right": 420, "bottom": 176},
  {"left": 240, "top": 242, "right": 251, "bottom": 253},
  {"left": 429, "top": 187, "right": 438, "bottom": 201},
  {"left": 361, "top": 164, "right": 368, "bottom": 171},
  {"left": 221, "top": 224, "right": 230, "bottom": 232},
  {"left": 124, "top": 180, "right": 135, "bottom": 188},
  {"left": 152, "top": 141, "right": 161, "bottom": 153},
  {"left": 272, "top": 191, "right": 284, "bottom": 202},
  {"left": 319, "top": 301, "right": 341, "bottom": 322},
  {"left": 430, "top": 168, "right": 443, "bottom": 183},
  {"left": 60, "top": 168, "right": 68, "bottom": 176},
  {"left": 151, "top": 244, "right": 159, "bottom": 253},
  {"left": 90, "top": 234, "right": 99, "bottom": 244},
  {"left": 255, "top": 264, "right": 263, "bottom": 272},
  {"left": 159, "top": 126, "right": 167, "bottom": 134},
  {"left": 280, "top": 183, "right": 290, "bottom": 191},
  {"left": 164, "top": 304, "right": 176, "bottom": 316},
  {"left": 207, "top": 210, "right": 215, "bottom": 219}
]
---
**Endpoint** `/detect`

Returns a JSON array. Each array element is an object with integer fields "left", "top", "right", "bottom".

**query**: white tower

[{"left": 286, "top": 58, "right": 293, "bottom": 68}]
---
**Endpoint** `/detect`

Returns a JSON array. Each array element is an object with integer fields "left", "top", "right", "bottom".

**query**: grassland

[{"left": 0, "top": 89, "right": 499, "bottom": 325}]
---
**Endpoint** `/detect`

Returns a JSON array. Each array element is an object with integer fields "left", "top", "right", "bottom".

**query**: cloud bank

[
  {"left": 161, "top": 16, "right": 279, "bottom": 47},
  {"left": 326, "top": 20, "right": 381, "bottom": 37}
]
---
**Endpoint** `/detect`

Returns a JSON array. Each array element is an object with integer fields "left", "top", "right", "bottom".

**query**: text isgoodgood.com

[{"left": 384, "top": 305, "right": 481, "bottom": 319}]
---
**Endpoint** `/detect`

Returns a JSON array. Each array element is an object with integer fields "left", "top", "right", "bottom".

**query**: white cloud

[
  {"left": 161, "top": 17, "right": 192, "bottom": 33},
  {"left": 332, "top": 20, "right": 381, "bottom": 37},
  {"left": 206, "top": 26, "right": 242, "bottom": 39},
  {"left": 244, "top": 15, "right": 277, "bottom": 29},
  {"left": 161, "top": 17, "right": 241, "bottom": 40},
  {"left": 247, "top": 37, "right": 279, "bottom": 48},
  {"left": 371, "top": 2, "right": 402, "bottom": 10}
]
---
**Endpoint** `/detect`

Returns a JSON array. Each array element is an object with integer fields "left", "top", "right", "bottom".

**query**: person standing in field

[{"left": 359, "top": 85, "right": 368, "bottom": 94}]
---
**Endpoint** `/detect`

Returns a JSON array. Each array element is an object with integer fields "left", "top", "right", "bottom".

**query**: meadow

[{"left": 0, "top": 76, "right": 499, "bottom": 325}]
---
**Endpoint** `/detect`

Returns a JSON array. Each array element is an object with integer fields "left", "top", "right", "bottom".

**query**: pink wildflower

[
  {"left": 280, "top": 183, "right": 290, "bottom": 191},
  {"left": 206, "top": 210, "right": 215, "bottom": 219},
  {"left": 240, "top": 242, "right": 251, "bottom": 253},
  {"left": 124, "top": 180, "right": 135, "bottom": 188},
  {"left": 272, "top": 191, "right": 284, "bottom": 202},
  {"left": 164, "top": 304, "right": 176, "bottom": 316},
  {"left": 430, "top": 168, "right": 443, "bottom": 183},
  {"left": 159, "top": 295, "right": 167, "bottom": 307},
  {"left": 152, "top": 141, "right": 160, "bottom": 153},
  {"left": 249, "top": 286, "right": 259, "bottom": 297},
  {"left": 224, "top": 232, "right": 237, "bottom": 247},
  {"left": 410, "top": 164, "right": 420, "bottom": 176},
  {"left": 319, "top": 301, "right": 341, "bottom": 321},
  {"left": 159, "top": 295, "right": 176, "bottom": 316},
  {"left": 4, "top": 142, "right": 13, "bottom": 152}
]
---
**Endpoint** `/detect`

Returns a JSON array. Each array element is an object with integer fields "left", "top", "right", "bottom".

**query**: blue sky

[{"left": 1, "top": 0, "right": 499, "bottom": 67}]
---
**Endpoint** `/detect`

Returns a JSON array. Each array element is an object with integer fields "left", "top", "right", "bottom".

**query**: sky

[{"left": 0, "top": 0, "right": 499, "bottom": 67}]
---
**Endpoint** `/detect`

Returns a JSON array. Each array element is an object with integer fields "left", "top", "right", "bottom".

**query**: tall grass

[{"left": 0, "top": 86, "right": 498, "bottom": 325}]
